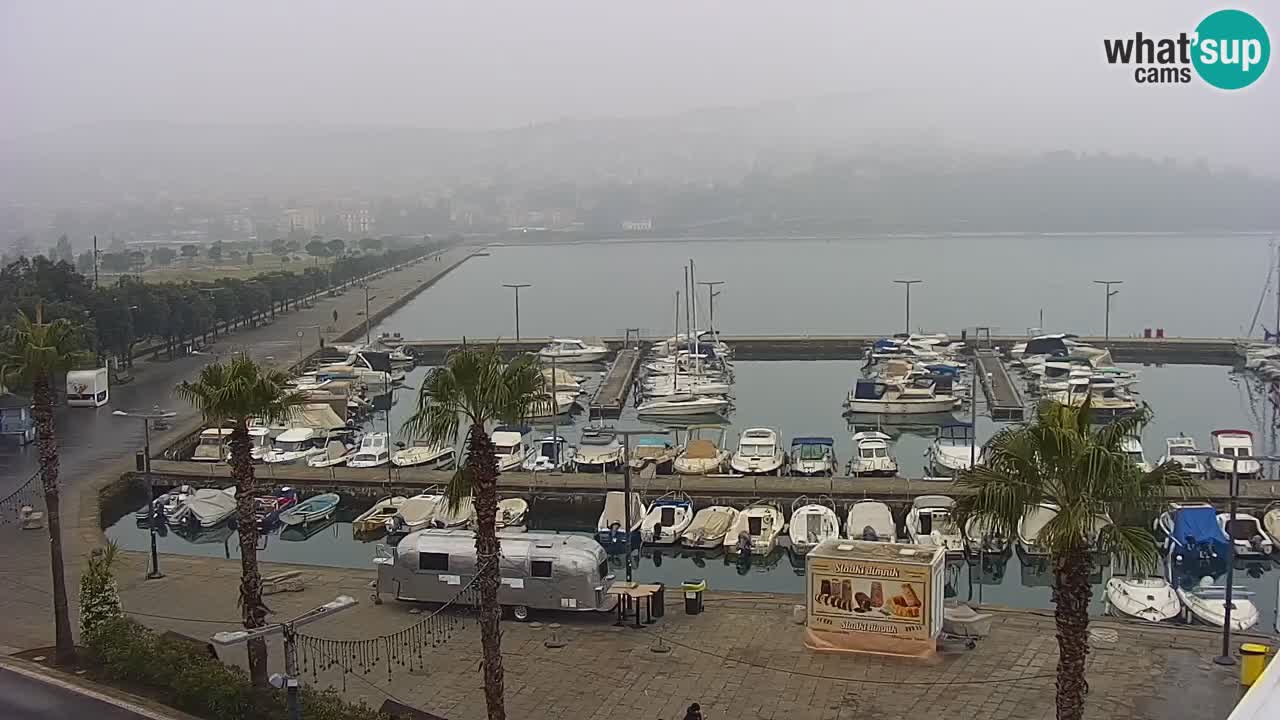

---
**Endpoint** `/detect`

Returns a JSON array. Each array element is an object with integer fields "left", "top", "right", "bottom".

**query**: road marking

[{"left": 0, "top": 660, "right": 184, "bottom": 720}]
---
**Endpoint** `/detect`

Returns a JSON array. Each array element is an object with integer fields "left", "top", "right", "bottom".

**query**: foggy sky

[{"left": 1, "top": 0, "right": 1276, "bottom": 171}]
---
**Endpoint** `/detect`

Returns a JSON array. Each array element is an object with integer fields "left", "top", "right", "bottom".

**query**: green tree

[
  {"left": 358, "top": 237, "right": 382, "bottom": 252},
  {"left": 53, "top": 235, "right": 75, "bottom": 264},
  {"left": 326, "top": 238, "right": 345, "bottom": 256},
  {"left": 79, "top": 542, "right": 123, "bottom": 642},
  {"left": 175, "top": 357, "right": 305, "bottom": 687},
  {"left": 305, "top": 240, "right": 329, "bottom": 260},
  {"left": 208, "top": 242, "right": 223, "bottom": 262},
  {"left": 245, "top": 251, "right": 255, "bottom": 266},
  {"left": 403, "top": 346, "right": 545, "bottom": 720},
  {"left": 0, "top": 308, "right": 93, "bottom": 666},
  {"left": 180, "top": 244, "right": 199, "bottom": 261},
  {"left": 99, "top": 252, "right": 131, "bottom": 273},
  {"left": 956, "top": 400, "right": 1186, "bottom": 720},
  {"left": 76, "top": 250, "right": 96, "bottom": 274},
  {"left": 151, "top": 246, "right": 177, "bottom": 266}
]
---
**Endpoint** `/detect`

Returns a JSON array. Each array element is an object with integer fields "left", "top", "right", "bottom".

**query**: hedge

[{"left": 87, "top": 618, "right": 387, "bottom": 720}]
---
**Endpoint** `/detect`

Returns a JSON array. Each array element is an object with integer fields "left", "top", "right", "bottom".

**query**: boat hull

[{"left": 844, "top": 397, "right": 958, "bottom": 414}]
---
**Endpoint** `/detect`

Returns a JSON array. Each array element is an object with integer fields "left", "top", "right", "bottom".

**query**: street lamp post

[
  {"left": 893, "top": 280, "right": 922, "bottom": 334},
  {"left": 502, "top": 283, "right": 531, "bottom": 340},
  {"left": 697, "top": 281, "right": 724, "bottom": 335},
  {"left": 113, "top": 408, "right": 177, "bottom": 579},
  {"left": 615, "top": 429, "right": 670, "bottom": 583},
  {"left": 1092, "top": 280, "right": 1122, "bottom": 347},
  {"left": 361, "top": 285, "right": 377, "bottom": 346}
]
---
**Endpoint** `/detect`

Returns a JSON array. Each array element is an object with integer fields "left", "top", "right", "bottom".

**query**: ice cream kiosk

[{"left": 805, "top": 538, "right": 945, "bottom": 658}]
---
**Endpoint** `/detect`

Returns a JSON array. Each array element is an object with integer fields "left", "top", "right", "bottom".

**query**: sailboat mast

[
  {"left": 690, "top": 258, "right": 699, "bottom": 359},
  {"left": 673, "top": 291, "right": 680, "bottom": 386}
]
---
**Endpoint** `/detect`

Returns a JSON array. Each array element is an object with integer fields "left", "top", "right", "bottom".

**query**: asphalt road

[{"left": 0, "top": 665, "right": 165, "bottom": 720}]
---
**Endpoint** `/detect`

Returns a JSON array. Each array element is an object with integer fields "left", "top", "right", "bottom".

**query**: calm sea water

[{"left": 376, "top": 235, "right": 1276, "bottom": 340}]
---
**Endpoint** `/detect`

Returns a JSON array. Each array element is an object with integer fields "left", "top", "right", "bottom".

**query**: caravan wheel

[{"left": 511, "top": 605, "right": 531, "bottom": 622}]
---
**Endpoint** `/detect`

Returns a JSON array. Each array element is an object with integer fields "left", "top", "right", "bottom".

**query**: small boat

[
  {"left": 1020, "top": 503, "right": 1110, "bottom": 560},
  {"left": 526, "top": 391, "right": 580, "bottom": 418},
  {"left": 352, "top": 495, "right": 407, "bottom": 535},
  {"left": 787, "top": 497, "right": 840, "bottom": 555},
  {"left": 906, "top": 495, "right": 963, "bottom": 557},
  {"left": 1208, "top": 429, "right": 1262, "bottom": 478},
  {"left": 573, "top": 428, "right": 624, "bottom": 472},
  {"left": 191, "top": 428, "right": 232, "bottom": 462},
  {"left": 724, "top": 501, "right": 785, "bottom": 556},
  {"left": 1175, "top": 576, "right": 1259, "bottom": 630},
  {"left": 596, "top": 491, "right": 646, "bottom": 550},
  {"left": 249, "top": 426, "right": 272, "bottom": 461},
  {"left": 636, "top": 394, "right": 730, "bottom": 418},
  {"left": 391, "top": 440, "right": 455, "bottom": 469},
  {"left": 538, "top": 338, "right": 610, "bottom": 363},
  {"left": 845, "top": 500, "right": 896, "bottom": 542},
  {"left": 729, "top": 428, "right": 785, "bottom": 476},
  {"left": 787, "top": 437, "right": 836, "bottom": 477},
  {"left": 541, "top": 367, "right": 584, "bottom": 393},
  {"left": 387, "top": 346, "right": 415, "bottom": 367},
  {"left": 429, "top": 496, "right": 475, "bottom": 529},
  {"left": 680, "top": 506, "right": 739, "bottom": 549},
  {"left": 1263, "top": 501, "right": 1280, "bottom": 547},
  {"left": 263, "top": 428, "right": 326, "bottom": 465},
  {"left": 491, "top": 427, "right": 528, "bottom": 472},
  {"left": 639, "top": 493, "right": 695, "bottom": 545},
  {"left": 307, "top": 437, "right": 357, "bottom": 468},
  {"left": 849, "top": 430, "right": 897, "bottom": 477},
  {"left": 1157, "top": 435, "right": 1208, "bottom": 478},
  {"left": 254, "top": 488, "right": 300, "bottom": 530},
  {"left": 170, "top": 487, "right": 237, "bottom": 528},
  {"left": 1156, "top": 502, "right": 1231, "bottom": 572},
  {"left": 520, "top": 435, "right": 575, "bottom": 472},
  {"left": 347, "top": 432, "right": 390, "bottom": 468},
  {"left": 1217, "top": 512, "right": 1274, "bottom": 557},
  {"left": 279, "top": 493, "right": 341, "bottom": 526},
  {"left": 925, "top": 421, "right": 979, "bottom": 476},
  {"left": 385, "top": 493, "right": 444, "bottom": 534},
  {"left": 843, "top": 378, "right": 959, "bottom": 415},
  {"left": 136, "top": 485, "right": 193, "bottom": 521},
  {"left": 1105, "top": 575, "right": 1181, "bottom": 623},
  {"left": 628, "top": 436, "right": 676, "bottom": 474},
  {"left": 962, "top": 514, "right": 1009, "bottom": 555},
  {"left": 1121, "top": 436, "right": 1153, "bottom": 473},
  {"left": 673, "top": 427, "right": 730, "bottom": 475},
  {"left": 495, "top": 498, "right": 529, "bottom": 531}
]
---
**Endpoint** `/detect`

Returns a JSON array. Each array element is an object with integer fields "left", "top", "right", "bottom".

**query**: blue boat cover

[
  {"left": 636, "top": 436, "right": 667, "bottom": 447},
  {"left": 853, "top": 379, "right": 886, "bottom": 399},
  {"left": 924, "top": 365, "right": 960, "bottom": 377},
  {"left": 873, "top": 339, "right": 898, "bottom": 350},
  {"left": 791, "top": 437, "right": 835, "bottom": 446},
  {"left": 1171, "top": 506, "right": 1229, "bottom": 549}
]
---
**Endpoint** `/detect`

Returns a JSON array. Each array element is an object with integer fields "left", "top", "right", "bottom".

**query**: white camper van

[{"left": 66, "top": 368, "right": 109, "bottom": 408}]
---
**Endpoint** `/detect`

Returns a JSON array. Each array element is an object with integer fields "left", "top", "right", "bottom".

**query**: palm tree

[
  {"left": 403, "top": 345, "right": 544, "bottom": 720},
  {"left": 175, "top": 355, "right": 305, "bottom": 687},
  {"left": 956, "top": 399, "right": 1187, "bottom": 720},
  {"left": 0, "top": 308, "right": 91, "bottom": 666}
]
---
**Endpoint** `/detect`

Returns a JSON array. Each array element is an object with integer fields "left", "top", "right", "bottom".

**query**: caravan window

[
  {"left": 419, "top": 552, "right": 449, "bottom": 571},
  {"left": 531, "top": 560, "right": 553, "bottom": 578},
  {"left": 598, "top": 560, "right": 609, "bottom": 580}
]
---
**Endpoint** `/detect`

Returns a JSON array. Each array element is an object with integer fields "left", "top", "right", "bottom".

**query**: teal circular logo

[{"left": 1193, "top": 9, "right": 1270, "bottom": 89}]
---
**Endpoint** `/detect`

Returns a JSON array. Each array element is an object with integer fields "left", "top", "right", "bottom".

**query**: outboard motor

[
  {"left": 736, "top": 531, "right": 752, "bottom": 556},
  {"left": 861, "top": 525, "right": 879, "bottom": 542}
]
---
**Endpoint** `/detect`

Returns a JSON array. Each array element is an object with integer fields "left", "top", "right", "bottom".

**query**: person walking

[{"left": 683, "top": 703, "right": 703, "bottom": 720}]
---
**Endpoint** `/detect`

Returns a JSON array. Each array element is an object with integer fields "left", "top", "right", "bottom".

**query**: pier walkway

[
  {"left": 589, "top": 348, "right": 641, "bottom": 417},
  {"left": 976, "top": 349, "right": 1026, "bottom": 421}
]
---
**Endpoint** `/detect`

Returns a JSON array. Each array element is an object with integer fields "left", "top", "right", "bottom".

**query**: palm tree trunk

[
  {"left": 228, "top": 426, "right": 270, "bottom": 687},
  {"left": 1052, "top": 546, "right": 1092, "bottom": 720},
  {"left": 467, "top": 423, "right": 506, "bottom": 720},
  {"left": 31, "top": 376, "right": 75, "bottom": 665}
]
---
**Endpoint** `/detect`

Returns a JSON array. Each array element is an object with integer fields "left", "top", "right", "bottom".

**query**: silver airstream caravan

[{"left": 375, "top": 529, "right": 615, "bottom": 620}]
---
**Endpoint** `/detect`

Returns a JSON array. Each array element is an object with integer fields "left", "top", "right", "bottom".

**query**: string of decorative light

[
  {"left": 0, "top": 471, "right": 41, "bottom": 525},
  {"left": 296, "top": 564, "right": 485, "bottom": 687}
]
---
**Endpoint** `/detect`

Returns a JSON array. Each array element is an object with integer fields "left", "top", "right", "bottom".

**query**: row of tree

[{"left": 0, "top": 240, "right": 441, "bottom": 367}]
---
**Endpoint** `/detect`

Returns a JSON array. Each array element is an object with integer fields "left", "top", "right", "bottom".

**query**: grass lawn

[{"left": 105, "top": 257, "right": 334, "bottom": 284}]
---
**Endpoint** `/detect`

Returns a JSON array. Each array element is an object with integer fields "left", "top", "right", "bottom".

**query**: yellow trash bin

[{"left": 1240, "top": 643, "right": 1270, "bottom": 687}]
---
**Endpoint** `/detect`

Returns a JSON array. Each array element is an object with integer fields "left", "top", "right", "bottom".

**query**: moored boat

[
  {"left": 1105, "top": 575, "right": 1180, "bottom": 623},
  {"left": 724, "top": 501, "right": 785, "bottom": 556},
  {"left": 729, "top": 427, "right": 785, "bottom": 476},
  {"left": 279, "top": 493, "right": 341, "bottom": 526},
  {"left": 680, "top": 506, "right": 739, "bottom": 549},
  {"left": 787, "top": 497, "right": 840, "bottom": 555},
  {"left": 391, "top": 441, "right": 455, "bottom": 469},
  {"left": 352, "top": 495, "right": 407, "bottom": 535},
  {"left": 845, "top": 500, "right": 896, "bottom": 542},
  {"left": 787, "top": 437, "right": 836, "bottom": 477},
  {"left": 849, "top": 430, "right": 897, "bottom": 477},
  {"left": 639, "top": 493, "right": 695, "bottom": 545}
]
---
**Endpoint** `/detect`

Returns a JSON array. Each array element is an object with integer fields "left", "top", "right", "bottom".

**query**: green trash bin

[{"left": 682, "top": 579, "right": 706, "bottom": 615}]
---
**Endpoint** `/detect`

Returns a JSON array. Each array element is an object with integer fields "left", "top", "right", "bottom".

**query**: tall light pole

[
  {"left": 1093, "top": 280, "right": 1122, "bottom": 347},
  {"left": 893, "top": 279, "right": 921, "bottom": 335},
  {"left": 113, "top": 408, "right": 177, "bottom": 580},
  {"left": 361, "top": 285, "right": 378, "bottom": 346},
  {"left": 698, "top": 280, "right": 725, "bottom": 334},
  {"left": 616, "top": 428, "right": 670, "bottom": 583},
  {"left": 502, "top": 283, "right": 531, "bottom": 341}
]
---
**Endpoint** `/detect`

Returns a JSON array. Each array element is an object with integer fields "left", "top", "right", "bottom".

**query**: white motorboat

[
  {"left": 1176, "top": 576, "right": 1259, "bottom": 630},
  {"left": 428, "top": 496, "right": 475, "bottom": 529},
  {"left": 1208, "top": 429, "right": 1262, "bottom": 478},
  {"left": 1263, "top": 501, "right": 1280, "bottom": 547},
  {"left": 491, "top": 427, "right": 528, "bottom": 472},
  {"left": 844, "top": 378, "right": 959, "bottom": 415},
  {"left": 849, "top": 430, "right": 897, "bottom": 477},
  {"left": 787, "top": 437, "right": 836, "bottom": 476},
  {"left": 385, "top": 493, "right": 444, "bottom": 534},
  {"left": 787, "top": 497, "right": 840, "bottom": 555},
  {"left": 1105, "top": 576, "right": 1181, "bottom": 623},
  {"left": 347, "top": 432, "right": 391, "bottom": 468},
  {"left": 845, "top": 500, "right": 896, "bottom": 542},
  {"left": 906, "top": 495, "right": 963, "bottom": 557},
  {"left": 724, "top": 502, "right": 785, "bottom": 555},
  {"left": 135, "top": 484, "right": 193, "bottom": 521},
  {"left": 391, "top": 441, "right": 455, "bottom": 469},
  {"left": 1217, "top": 512, "right": 1274, "bottom": 556},
  {"left": 596, "top": 491, "right": 647, "bottom": 547},
  {"left": 574, "top": 428, "right": 623, "bottom": 472},
  {"left": 925, "top": 422, "right": 978, "bottom": 476},
  {"left": 1019, "top": 503, "right": 1111, "bottom": 559},
  {"left": 1157, "top": 435, "right": 1208, "bottom": 477},
  {"left": 264, "top": 428, "right": 327, "bottom": 465},
  {"left": 495, "top": 498, "right": 529, "bottom": 530},
  {"left": 191, "top": 428, "right": 232, "bottom": 462},
  {"left": 526, "top": 391, "right": 580, "bottom": 418},
  {"left": 538, "top": 338, "right": 609, "bottom": 363},
  {"left": 643, "top": 378, "right": 733, "bottom": 398},
  {"left": 962, "top": 515, "right": 1009, "bottom": 555},
  {"left": 249, "top": 426, "right": 272, "bottom": 461},
  {"left": 1121, "top": 436, "right": 1153, "bottom": 473},
  {"left": 307, "top": 437, "right": 357, "bottom": 468},
  {"left": 541, "top": 367, "right": 584, "bottom": 393},
  {"left": 170, "top": 487, "right": 237, "bottom": 528},
  {"left": 386, "top": 347, "right": 415, "bottom": 367},
  {"left": 521, "top": 435, "right": 575, "bottom": 472},
  {"left": 729, "top": 428, "right": 786, "bottom": 476},
  {"left": 636, "top": 394, "right": 730, "bottom": 417},
  {"left": 639, "top": 493, "right": 695, "bottom": 545},
  {"left": 673, "top": 427, "right": 730, "bottom": 475},
  {"left": 352, "top": 496, "right": 406, "bottom": 535},
  {"left": 681, "top": 506, "right": 739, "bottom": 549}
]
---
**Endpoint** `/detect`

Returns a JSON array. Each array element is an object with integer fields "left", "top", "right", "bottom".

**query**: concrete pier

[
  {"left": 975, "top": 349, "right": 1025, "bottom": 420},
  {"left": 589, "top": 348, "right": 641, "bottom": 417}
]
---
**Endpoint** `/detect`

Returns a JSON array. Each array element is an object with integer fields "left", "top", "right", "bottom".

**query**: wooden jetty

[
  {"left": 975, "top": 349, "right": 1026, "bottom": 421},
  {"left": 589, "top": 348, "right": 641, "bottom": 417}
]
